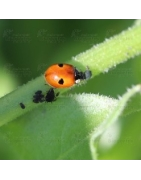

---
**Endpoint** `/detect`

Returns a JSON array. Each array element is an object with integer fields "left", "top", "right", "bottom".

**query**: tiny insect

[
  {"left": 33, "top": 90, "right": 44, "bottom": 103},
  {"left": 20, "top": 102, "right": 25, "bottom": 109},
  {"left": 44, "top": 63, "right": 92, "bottom": 88},
  {"left": 45, "top": 88, "right": 59, "bottom": 103}
]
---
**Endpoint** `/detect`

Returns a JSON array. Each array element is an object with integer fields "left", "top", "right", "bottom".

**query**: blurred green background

[{"left": 0, "top": 20, "right": 141, "bottom": 159}]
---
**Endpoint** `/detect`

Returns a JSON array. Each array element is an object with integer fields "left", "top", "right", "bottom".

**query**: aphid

[
  {"left": 33, "top": 90, "right": 44, "bottom": 103},
  {"left": 45, "top": 88, "right": 59, "bottom": 103},
  {"left": 20, "top": 102, "right": 25, "bottom": 109}
]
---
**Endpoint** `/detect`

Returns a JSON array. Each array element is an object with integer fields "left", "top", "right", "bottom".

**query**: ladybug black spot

[
  {"left": 58, "top": 78, "right": 64, "bottom": 85},
  {"left": 58, "top": 63, "right": 64, "bottom": 67}
]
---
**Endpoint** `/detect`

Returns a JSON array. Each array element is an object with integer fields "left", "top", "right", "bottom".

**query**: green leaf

[
  {"left": 1, "top": 22, "right": 141, "bottom": 127},
  {"left": 90, "top": 85, "right": 141, "bottom": 159},
  {"left": 0, "top": 94, "right": 118, "bottom": 159},
  {"left": 1, "top": 85, "right": 141, "bottom": 159},
  {"left": 0, "top": 21, "right": 141, "bottom": 159},
  {"left": 73, "top": 22, "right": 141, "bottom": 76}
]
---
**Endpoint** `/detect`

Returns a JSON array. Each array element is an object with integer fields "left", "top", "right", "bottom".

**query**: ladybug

[
  {"left": 33, "top": 90, "right": 44, "bottom": 103},
  {"left": 20, "top": 102, "right": 25, "bottom": 109},
  {"left": 44, "top": 63, "right": 92, "bottom": 88},
  {"left": 45, "top": 88, "right": 59, "bottom": 102}
]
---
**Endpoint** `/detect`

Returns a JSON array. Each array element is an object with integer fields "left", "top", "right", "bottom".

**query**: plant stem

[{"left": 73, "top": 23, "right": 141, "bottom": 76}]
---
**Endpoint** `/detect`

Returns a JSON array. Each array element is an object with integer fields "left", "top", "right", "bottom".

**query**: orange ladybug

[{"left": 44, "top": 63, "right": 92, "bottom": 88}]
